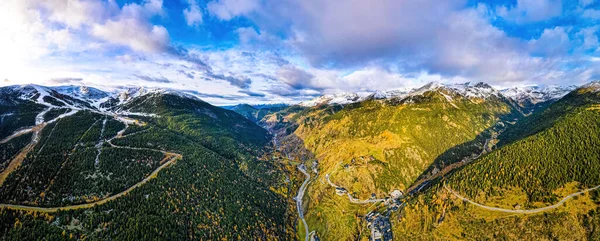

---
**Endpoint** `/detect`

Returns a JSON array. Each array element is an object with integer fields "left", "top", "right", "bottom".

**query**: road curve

[
  {"left": 296, "top": 164, "right": 312, "bottom": 241},
  {"left": 0, "top": 116, "right": 182, "bottom": 213},
  {"left": 444, "top": 183, "right": 600, "bottom": 214},
  {"left": 325, "top": 174, "right": 385, "bottom": 204},
  {"left": 0, "top": 154, "right": 180, "bottom": 213}
]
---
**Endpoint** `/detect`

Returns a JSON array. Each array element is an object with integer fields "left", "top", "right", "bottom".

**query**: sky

[{"left": 1, "top": 0, "right": 600, "bottom": 104}]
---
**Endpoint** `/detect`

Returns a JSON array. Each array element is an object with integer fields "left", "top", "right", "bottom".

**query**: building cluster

[{"left": 365, "top": 212, "right": 393, "bottom": 241}]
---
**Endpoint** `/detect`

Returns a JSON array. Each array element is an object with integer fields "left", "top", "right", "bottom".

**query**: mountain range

[
  {"left": 0, "top": 81, "right": 599, "bottom": 240},
  {"left": 298, "top": 82, "right": 576, "bottom": 111}
]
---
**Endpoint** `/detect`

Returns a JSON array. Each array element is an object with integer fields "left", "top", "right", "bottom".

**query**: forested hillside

[
  {"left": 449, "top": 84, "right": 600, "bottom": 206},
  {"left": 0, "top": 86, "right": 294, "bottom": 240},
  {"left": 390, "top": 84, "right": 600, "bottom": 240}
]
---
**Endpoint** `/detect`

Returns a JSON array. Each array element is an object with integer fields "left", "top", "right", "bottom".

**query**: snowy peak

[
  {"left": 115, "top": 86, "right": 157, "bottom": 102},
  {"left": 299, "top": 92, "right": 363, "bottom": 107},
  {"left": 411, "top": 82, "right": 444, "bottom": 96},
  {"left": 0, "top": 84, "right": 207, "bottom": 113},
  {"left": 114, "top": 86, "right": 202, "bottom": 103},
  {"left": 580, "top": 81, "right": 600, "bottom": 92},
  {"left": 445, "top": 82, "right": 500, "bottom": 99},
  {"left": 500, "top": 85, "right": 577, "bottom": 105},
  {"left": 298, "top": 82, "right": 503, "bottom": 107},
  {"left": 53, "top": 85, "right": 109, "bottom": 100},
  {"left": 295, "top": 81, "right": 579, "bottom": 109},
  {"left": 407, "top": 81, "right": 501, "bottom": 100},
  {"left": 370, "top": 89, "right": 410, "bottom": 100}
]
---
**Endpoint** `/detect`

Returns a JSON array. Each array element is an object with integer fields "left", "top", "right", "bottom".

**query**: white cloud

[
  {"left": 37, "top": 0, "right": 115, "bottom": 29},
  {"left": 275, "top": 0, "right": 465, "bottom": 67},
  {"left": 577, "top": 27, "right": 600, "bottom": 50},
  {"left": 233, "top": 0, "right": 580, "bottom": 87},
  {"left": 3, "top": 0, "right": 600, "bottom": 105},
  {"left": 342, "top": 68, "right": 418, "bottom": 91},
  {"left": 583, "top": 9, "right": 600, "bottom": 19},
  {"left": 184, "top": 0, "right": 203, "bottom": 26},
  {"left": 276, "top": 65, "right": 316, "bottom": 90},
  {"left": 0, "top": 0, "right": 54, "bottom": 82},
  {"left": 92, "top": 19, "right": 170, "bottom": 53},
  {"left": 497, "top": 0, "right": 562, "bottom": 23},
  {"left": 29, "top": 0, "right": 169, "bottom": 53},
  {"left": 45, "top": 28, "right": 73, "bottom": 50},
  {"left": 207, "top": 0, "right": 259, "bottom": 20},
  {"left": 580, "top": 0, "right": 595, "bottom": 7},
  {"left": 89, "top": 0, "right": 168, "bottom": 52},
  {"left": 529, "top": 27, "right": 571, "bottom": 56}
]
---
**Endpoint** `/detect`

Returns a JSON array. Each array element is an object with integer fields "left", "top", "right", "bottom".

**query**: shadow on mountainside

[{"left": 405, "top": 112, "right": 525, "bottom": 196}]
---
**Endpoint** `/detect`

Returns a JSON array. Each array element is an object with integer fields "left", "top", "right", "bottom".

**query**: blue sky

[{"left": 1, "top": 0, "right": 600, "bottom": 104}]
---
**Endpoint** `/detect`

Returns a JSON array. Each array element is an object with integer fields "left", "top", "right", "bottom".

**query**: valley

[
  {"left": 6, "top": 1, "right": 600, "bottom": 240},
  {"left": 254, "top": 81, "right": 600, "bottom": 240},
  {"left": 1, "top": 81, "right": 600, "bottom": 240}
]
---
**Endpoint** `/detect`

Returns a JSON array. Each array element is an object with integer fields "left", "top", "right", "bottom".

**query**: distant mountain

[
  {"left": 299, "top": 92, "right": 364, "bottom": 107},
  {"left": 500, "top": 84, "right": 577, "bottom": 113},
  {"left": 251, "top": 103, "right": 289, "bottom": 109},
  {"left": 52, "top": 85, "right": 109, "bottom": 100},
  {"left": 298, "top": 82, "right": 518, "bottom": 107},
  {"left": 230, "top": 103, "right": 288, "bottom": 122},
  {"left": 221, "top": 103, "right": 288, "bottom": 110}
]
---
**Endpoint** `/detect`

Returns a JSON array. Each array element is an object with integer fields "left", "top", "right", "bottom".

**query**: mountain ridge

[{"left": 298, "top": 81, "right": 578, "bottom": 108}]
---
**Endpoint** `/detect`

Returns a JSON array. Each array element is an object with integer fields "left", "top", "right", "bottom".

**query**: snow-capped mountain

[
  {"left": 299, "top": 82, "right": 503, "bottom": 107},
  {"left": 446, "top": 82, "right": 501, "bottom": 99},
  {"left": 580, "top": 81, "right": 600, "bottom": 92},
  {"left": 500, "top": 85, "right": 577, "bottom": 106},
  {"left": 408, "top": 82, "right": 501, "bottom": 99},
  {"left": 0, "top": 84, "right": 199, "bottom": 116},
  {"left": 52, "top": 85, "right": 109, "bottom": 100},
  {"left": 370, "top": 89, "right": 411, "bottom": 100},
  {"left": 299, "top": 92, "right": 365, "bottom": 107},
  {"left": 0, "top": 81, "right": 583, "bottom": 113}
]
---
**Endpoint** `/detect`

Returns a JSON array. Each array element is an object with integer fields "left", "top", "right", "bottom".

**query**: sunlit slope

[
  {"left": 392, "top": 85, "right": 600, "bottom": 240},
  {"left": 449, "top": 84, "right": 600, "bottom": 207},
  {"left": 263, "top": 85, "right": 521, "bottom": 240},
  {"left": 298, "top": 89, "right": 517, "bottom": 195}
]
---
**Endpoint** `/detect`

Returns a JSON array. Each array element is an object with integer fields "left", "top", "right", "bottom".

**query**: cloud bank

[{"left": 1, "top": 0, "right": 600, "bottom": 105}]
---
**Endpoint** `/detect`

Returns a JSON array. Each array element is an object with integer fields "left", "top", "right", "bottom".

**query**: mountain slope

[
  {"left": 0, "top": 85, "right": 291, "bottom": 240},
  {"left": 500, "top": 85, "right": 577, "bottom": 114},
  {"left": 391, "top": 83, "right": 600, "bottom": 240},
  {"left": 450, "top": 83, "right": 600, "bottom": 205},
  {"left": 262, "top": 82, "right": 523, "bottom": 240}
]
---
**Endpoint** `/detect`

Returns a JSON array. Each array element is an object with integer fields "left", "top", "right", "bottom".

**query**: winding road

[
  {"left": 296, "top": 164, "right": 312, "bottom": 241},
  {"left": 0, "top": 154, "right": 180, "bottom": 213},
  {"left": 0, "top": 109, "right": 79, "bottom": 185},
  {"left": 0, "top": 111, "right": 182, "bottom": 213},
  {"left": 325, "top": 174, "right": 385, "bottom": 204},
  {"left": 444, "top": 183, "right": 600, "bottom": 214}
]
